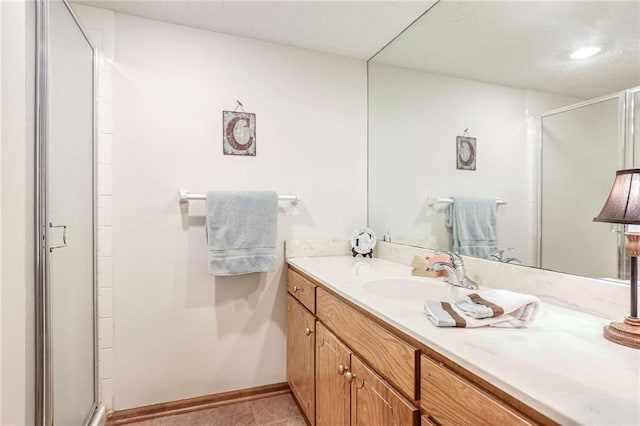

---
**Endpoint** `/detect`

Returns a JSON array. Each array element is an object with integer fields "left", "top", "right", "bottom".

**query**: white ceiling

[
  {"left": 372, "top": 1, "right": 640, "bottom": 99},
  {"left": 76, "top": 0, "right": 640, "bottom": 99},
  {"left": 77, "top": 0, "right": 435, "bottom": 60}
]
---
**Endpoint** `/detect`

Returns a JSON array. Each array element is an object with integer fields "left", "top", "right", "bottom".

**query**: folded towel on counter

[
  {"left": 206, "top": 191, "right": 278, "bottom": 276},
  {"left": 445, "top": 197, "right": 498, "bottom": 259},
  {"left": 424, "top": 289, "right": 540, "bottom": 328}
]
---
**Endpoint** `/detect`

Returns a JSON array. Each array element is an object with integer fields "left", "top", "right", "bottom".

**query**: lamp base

[{"left": 603, "top": 316, "right": 640, "bottom": 349}]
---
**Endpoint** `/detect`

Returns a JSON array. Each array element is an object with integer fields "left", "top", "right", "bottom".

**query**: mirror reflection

[{"left": 368, "top": 1, "right": 640, "bottom": 280}]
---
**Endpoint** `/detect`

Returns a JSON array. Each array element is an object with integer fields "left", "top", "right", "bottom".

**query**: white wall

[
  {"left": 112, "top": 14, "right": 367, "bottom": 410},
  {"left": 368, "top": 63, "right": 578, "bottom": 265},
  {"left": 0, "top": 1, "right": 4, "bottom": 414},
  {"left": 0, "top": 1, "right": 35, "bottom": 424}
]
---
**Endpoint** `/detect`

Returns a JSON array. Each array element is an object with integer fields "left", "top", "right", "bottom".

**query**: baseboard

[{"left": 106, "top": 382, "right": 291, "bottom": 425}]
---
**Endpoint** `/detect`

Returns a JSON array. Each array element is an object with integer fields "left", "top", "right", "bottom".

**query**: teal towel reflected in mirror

[{"left": 445, "top": 197, "right": 497, "bottom": 259}]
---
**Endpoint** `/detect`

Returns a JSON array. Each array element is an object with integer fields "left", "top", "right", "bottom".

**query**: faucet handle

[
  {"left": 451, "top": 252, "right": 464, "bottom": 266},
  {"left": 489, "top": 249, "right": 503, "bottom": 261},
  {"left": 429, "top": 261, "right": 460, "bottom": 286},
  {"left": 435, "top": 251, "right": 464, "bottom": 267},
  {"left": 434, "top": 250, "right": 453, "bottom": 260},
  {"left": 489, "top": 248, "right": 521, "bottom": 264}
]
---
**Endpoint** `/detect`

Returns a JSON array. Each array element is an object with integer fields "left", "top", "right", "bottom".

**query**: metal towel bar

[
  {"left": 179, "top": 190, "right": 300, "bottom": 205},
  {"left": 426, "top": 196, "right": 507, "bottom": 207}
]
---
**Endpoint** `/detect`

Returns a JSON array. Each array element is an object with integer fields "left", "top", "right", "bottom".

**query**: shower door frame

[
  {"left": 35, "top": 0, "right": 100, "bottom": 425},
  {"left": 537, "top": 87, "right": 638, "bottom": 276},
  {"left": 627, "top": 86, "right": 640, "bottom": 168}
]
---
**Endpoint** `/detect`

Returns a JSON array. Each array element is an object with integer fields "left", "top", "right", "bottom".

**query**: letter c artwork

[{"left": 223, "top": 110, "right": 256, "bottom": 156}]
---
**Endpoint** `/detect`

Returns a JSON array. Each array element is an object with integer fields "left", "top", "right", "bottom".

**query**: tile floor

[{"left": 127, "top": 393, "right": 306, "bottom": 426}]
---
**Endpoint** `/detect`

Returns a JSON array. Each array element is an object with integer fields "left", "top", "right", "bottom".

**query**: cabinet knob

[
  {"left": 337, "top": 364, "right": 348, "bottom": 375},
  {"left": 305, "top": 327, "right": 312, "bottom": 336},
  {"left": 293, "top": 286, "right": 299, "bottom": 292},
  {"left": 345, "top": 371, "right": 356, "bottom": 383}
]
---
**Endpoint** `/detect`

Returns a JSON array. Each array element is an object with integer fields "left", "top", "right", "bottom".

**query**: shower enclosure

[
  {"left": 35, "top": 0, "right": 103, "bottom": 424},
  {"left": 540, "top": 87, "right": 639, "bottom": 280}
]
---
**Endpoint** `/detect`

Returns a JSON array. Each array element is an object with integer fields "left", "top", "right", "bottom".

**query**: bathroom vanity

[{"left": 286, "top": 250, "right": 640, "bottom": 426}]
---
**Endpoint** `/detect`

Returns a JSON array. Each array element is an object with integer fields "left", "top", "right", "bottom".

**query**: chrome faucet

[
  {"left": 436, "top": 251, "right": 466, "bottom": 277},
  {"left": 489, "top": 248, "right": 522, "bottom": 264},
  {"left": 431, "top": 251, "right": 479, "bottom": 290}
]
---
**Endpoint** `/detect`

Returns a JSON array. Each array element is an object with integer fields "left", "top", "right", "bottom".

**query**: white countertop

[{"left": 287, "top": 255, "right": 640, "bottom": 426}]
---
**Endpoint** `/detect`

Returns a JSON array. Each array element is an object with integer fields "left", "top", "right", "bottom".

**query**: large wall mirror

[{"left": 368, "top": 1, "right": 640, "bottom": 280}]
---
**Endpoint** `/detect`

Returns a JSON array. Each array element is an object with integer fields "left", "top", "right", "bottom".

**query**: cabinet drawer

[
  {"left": 316, "top": 288, "right": 418, "bottom": 400},
  {"left": 421, "top": 355, "right": 532, "bottom": 426},
  {"left": 288, "top": 269, "right": 317, "bottom": 313}
]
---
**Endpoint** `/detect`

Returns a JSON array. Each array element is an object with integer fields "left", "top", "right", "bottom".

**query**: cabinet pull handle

[
  {"left": 305, "top": 327, "right": 312, "bottom": 336},
  {"left": 293, "top": 286, "right": 300, "bottom": 292},
  {"left": 344, "top": 371, "right": 355, "bottom": 383},
  {"left": 337, "top": 364, "right": 348, "bottom": 375}
]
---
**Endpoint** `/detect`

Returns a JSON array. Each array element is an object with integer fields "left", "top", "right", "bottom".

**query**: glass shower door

[
  {"left": 47, "top": 0, "right": 96, "bottom": 424},
  {"left": 540, "top": 96, "right": 623, "bottom": 279}
]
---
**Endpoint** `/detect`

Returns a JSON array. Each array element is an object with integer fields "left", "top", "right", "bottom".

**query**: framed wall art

[
  {"left": 456, "top": 134, "right": 476, "bottom": 170},
  {"left": 223, "top": 107, "right": 256, "bottom": 156}
]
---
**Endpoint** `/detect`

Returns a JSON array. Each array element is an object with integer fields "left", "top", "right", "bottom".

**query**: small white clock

[{"left": 351, "top": 227, "right": 377, "bottom": 258}]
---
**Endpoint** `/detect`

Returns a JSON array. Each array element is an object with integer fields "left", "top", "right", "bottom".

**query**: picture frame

[
  {"left": 223, "top": 110, "right": 256, "bottom": 156},
  {"left": 456, "top": 135, "right": 476, "bottom": 170}
]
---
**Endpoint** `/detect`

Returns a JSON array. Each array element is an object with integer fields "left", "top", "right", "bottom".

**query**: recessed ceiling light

[{"left": 570, "top": 46, "right": 601, "bottom": 59}]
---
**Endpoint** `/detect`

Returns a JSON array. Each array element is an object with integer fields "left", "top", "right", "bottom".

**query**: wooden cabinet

[
  {"left": 287, "top": 295, "right": 315, "bottom": 424},
  {"left": 350, "top": 355, "right": 419, "bottom": 426},
  {"left": 316, "top": 287, "right": 418, "bottom": 400},
  {"left": 287, "top": 266, "right": 546, "bottom": 426},
  {"left": 316, "top": 322, "right": 351, "bottom": 426},
  {"left": 315, "top": 322, "right": 418, "bottom": 426},
  {"left": 420, "top": 355, "right": 533, "bottom": 426}
]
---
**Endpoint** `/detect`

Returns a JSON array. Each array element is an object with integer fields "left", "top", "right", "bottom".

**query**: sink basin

[{"left": 362, "top": 277, "right": 454, "bottom": 304}]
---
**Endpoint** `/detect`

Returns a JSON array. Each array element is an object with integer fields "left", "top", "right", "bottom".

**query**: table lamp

[{"left": 593, "top": 168, "right": 640, "bottom": 349}]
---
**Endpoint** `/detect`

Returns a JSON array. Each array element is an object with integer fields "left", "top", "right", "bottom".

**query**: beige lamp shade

[{"left": 593, "top": 169, "right": 640, "bottom": 225}]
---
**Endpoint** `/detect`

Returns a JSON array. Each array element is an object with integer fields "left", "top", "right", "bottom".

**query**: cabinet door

[
  {"left": 316, "top": 288, "right": 418, "bottom": 400},
  {"left": 316, "top": 323, "right": 351, "bottom": 426},
  {"left": 287, "top": 295, "right": 315, "bottom": 424},
  {"left": 350, "top": 355, "right": 418, "bottom": 426}
]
